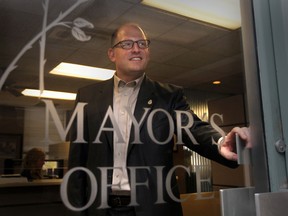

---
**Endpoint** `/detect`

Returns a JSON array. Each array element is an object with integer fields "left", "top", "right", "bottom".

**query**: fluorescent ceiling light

[
  {"left": 22, "top": 89, "right": 76, "bottom": 100},
  {"left": 50, "top": 62, "right": 115, "bottom": 80},
  {"left": 142, "top": 0, "right": 241, "bottom": 30}
]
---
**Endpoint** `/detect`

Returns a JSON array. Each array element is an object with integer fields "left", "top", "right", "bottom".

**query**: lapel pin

[{"left": 148, "top": 99, "right": 152, "bottom": 105}]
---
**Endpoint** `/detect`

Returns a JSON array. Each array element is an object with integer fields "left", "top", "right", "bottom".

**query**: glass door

[
  {"left": 1, "top": 0, "right": 273, "bottom": 215},
  {"left": 220, "top": 0, "right": 288, "bottom": 215}
]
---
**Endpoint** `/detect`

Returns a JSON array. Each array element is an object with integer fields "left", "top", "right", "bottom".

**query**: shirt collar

[{"left": 114, "top": 74, "right": 144, "bottom": 90}]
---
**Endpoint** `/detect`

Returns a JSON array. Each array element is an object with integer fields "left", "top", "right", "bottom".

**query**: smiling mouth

[{"left": 130, "top": 57, "right": 142, "bottom": 61}]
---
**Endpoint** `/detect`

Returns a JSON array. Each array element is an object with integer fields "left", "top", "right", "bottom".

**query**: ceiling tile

[{"left": 0, "top": 0, "right": 247, "bottom": 108}]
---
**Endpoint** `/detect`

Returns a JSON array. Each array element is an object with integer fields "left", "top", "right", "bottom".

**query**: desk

[
  {"left": 0, "top": 179, "right": 69, "bottom": 216},
  {"left": 0, "top": 179, "right": 221, "bottom": 216},
  {"left": 180, "top": 192, "right": 221, "bottom": 216},
  {"left": 0, "top": 178, "right": 62, "bottom": 187}
]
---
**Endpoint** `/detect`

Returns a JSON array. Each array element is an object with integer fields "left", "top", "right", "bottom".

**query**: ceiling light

[
  {"left": 50, "top": 62, "right": 115, "bottom": 80},
  {"left": 22, "top": 89, "right": 76, "bottom": 100},
  {"left": 142, "top": 0, "right": 241, "bottom": 30},
  {"left": 213, "top": 80, "right": 221, "bottom": 85}
]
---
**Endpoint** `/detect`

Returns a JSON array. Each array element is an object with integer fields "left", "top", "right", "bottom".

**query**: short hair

[
  {"left": 110, "top": 23, "right": 148, "bottom": 47},
  {"left": 22, "top": 148, "right": 45, "bottom": 169}
]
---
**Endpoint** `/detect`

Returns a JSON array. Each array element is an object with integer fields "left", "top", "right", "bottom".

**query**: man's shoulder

[{"left": 148, "top": 78, "right": 183, "bottom": 94}]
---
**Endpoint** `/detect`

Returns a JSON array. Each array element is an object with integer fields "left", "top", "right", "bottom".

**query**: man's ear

[{"left": 107, "top": 48, "right": 115, "bottom": 62}]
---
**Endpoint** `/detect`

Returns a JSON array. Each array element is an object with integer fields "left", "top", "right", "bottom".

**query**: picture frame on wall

[{"left": 0, "top": 134, "right": 23, "bottom": 159}]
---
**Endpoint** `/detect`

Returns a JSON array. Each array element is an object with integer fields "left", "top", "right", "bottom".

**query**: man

[{"left": 67, "top": 23, "right": 250, "bottom": 216}]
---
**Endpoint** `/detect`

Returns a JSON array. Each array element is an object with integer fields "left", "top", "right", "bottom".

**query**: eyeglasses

[{"left": 112, "top": 39, "right": 150, "bottom": 50}]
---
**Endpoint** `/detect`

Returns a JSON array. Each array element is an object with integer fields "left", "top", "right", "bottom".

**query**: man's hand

[{"left": 219, "top": 127, "right": 251, "bottom": 161}]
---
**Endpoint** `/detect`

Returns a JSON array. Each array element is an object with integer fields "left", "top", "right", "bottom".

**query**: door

[
  {"left": 221, "top": 0, "right": 288, "bottom": 215},
  {"left": 251, "top": 0, "right": 288, "bottom": 193}
]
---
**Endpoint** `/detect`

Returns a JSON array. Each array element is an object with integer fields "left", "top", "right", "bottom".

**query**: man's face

[{"left": 108, "top": 25, "right": 150, "bottom": 81}]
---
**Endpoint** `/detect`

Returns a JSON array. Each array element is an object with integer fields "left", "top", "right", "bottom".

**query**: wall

[
  {"left": 23, "top": 106, "right": 67, "bottom": 154},
  {"left": 0, "top": 106, "right": 24, "bottom": 134},
  {"left": 208, "top": 94, "right": 252, "bottom": 190}
]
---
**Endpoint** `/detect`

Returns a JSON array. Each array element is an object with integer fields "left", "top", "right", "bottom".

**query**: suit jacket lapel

[
  {"left": 94, "top": 78, "right": 114, "bottom": 150},
  {"left": 102, "top": 78, "right": 114, "bottom": 149},
  {"left": 97, "top": 77, "right": 155, "bottom": 153},
  {"left": 128, "top": 76, "right": 156, "bottom": 154}
]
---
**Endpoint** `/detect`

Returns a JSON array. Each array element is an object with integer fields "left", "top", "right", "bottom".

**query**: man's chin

[
  {"left": 129, "top": 67, "right": 145, "bottom": 74},
  {"left": 127, "top": 70, "right": 145, "bottom": 79}
]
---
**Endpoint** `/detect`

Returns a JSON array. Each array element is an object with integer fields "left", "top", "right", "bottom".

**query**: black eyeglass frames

[{"left": 112, "top": 39, "right": 150, "bottom": 49}]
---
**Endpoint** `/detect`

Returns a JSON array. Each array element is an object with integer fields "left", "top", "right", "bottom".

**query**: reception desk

[
  {"left": 0, "top": 178, "right": 221, "bottom": 216},
  {"left": 0, "top": 179, "right": 69, "bottom": 216}
]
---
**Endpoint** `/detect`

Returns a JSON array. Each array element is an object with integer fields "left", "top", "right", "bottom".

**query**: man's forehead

[{"left": 117, "top": 25, "right": 147, "bottom": 39}]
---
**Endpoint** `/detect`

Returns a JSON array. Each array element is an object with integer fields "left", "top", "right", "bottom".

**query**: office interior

[{"left": 0, "top": 0, "right": 255, "bottom": 215}]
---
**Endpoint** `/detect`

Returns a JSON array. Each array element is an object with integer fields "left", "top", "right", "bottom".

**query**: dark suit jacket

[{"left": 67, "top": 76, "right": 237, "bottom": 216}]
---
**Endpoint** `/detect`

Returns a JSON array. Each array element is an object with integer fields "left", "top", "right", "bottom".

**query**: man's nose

[{"left": 131, "top": 42, "right": 140, "bottom": 51}]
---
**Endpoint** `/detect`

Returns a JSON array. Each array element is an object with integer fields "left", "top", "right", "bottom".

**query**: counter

[
  {"left": 0, "top": 178, "right": 69, "bottom": 216},
  {"left": 0, "top": 178, "right": 62, "bottom": 187},
  {"left": 0, "top": 178, "right": 221, "bottom": 216}
]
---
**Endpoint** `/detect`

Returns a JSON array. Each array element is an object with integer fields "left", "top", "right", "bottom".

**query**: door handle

[{"left": 236, "top": 133, "right": 251, "bottom": 165}]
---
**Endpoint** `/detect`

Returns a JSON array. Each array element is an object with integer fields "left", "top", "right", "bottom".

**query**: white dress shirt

[{"left": 112, "top": 75, "right": 143, "bottom": 192}]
